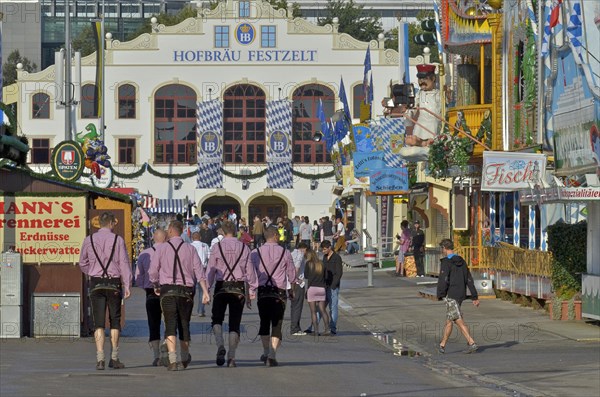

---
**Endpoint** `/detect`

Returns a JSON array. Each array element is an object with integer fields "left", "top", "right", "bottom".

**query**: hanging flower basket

[{"left": 427, "top": 132, "right": 472, "bottom": 178}]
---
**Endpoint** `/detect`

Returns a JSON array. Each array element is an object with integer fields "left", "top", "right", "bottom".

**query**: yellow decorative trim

[
  {"left": 383, "top": 49, "right": 399, "bottom": 65},
  {"left": 111, "top": 33, "right": 158, "bottom": 50},
  {"left": 288, "top": 18, "right": 333, "bottom": 34},
  {"left": 156, "top": 17, "right": 203, "bottom": 35},
  {"left": 81, "top": 52, "right": 96, "bottom": 66},
  {"left": 199, "top": 0, "right": 287, "bottom": 20},
  {"left": 17, "top": 65, "right": 55, "bottom": 82}
]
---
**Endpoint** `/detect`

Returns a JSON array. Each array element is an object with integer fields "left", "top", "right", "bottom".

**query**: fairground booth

[{"left": 0, "top": 164, "right": 132, "bottom": 338}]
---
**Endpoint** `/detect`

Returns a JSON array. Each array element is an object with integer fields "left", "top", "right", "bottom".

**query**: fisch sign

[
  {"left": 482, "top": 152, "right": 547, "bottom": 191},
  {"left": 0, "top": 196, "right": 87, "bottom": 263}
]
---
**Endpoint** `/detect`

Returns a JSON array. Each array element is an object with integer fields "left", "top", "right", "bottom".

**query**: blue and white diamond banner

[
  {"left": 266, "top": 100, "right": 292, "bottom": 163},
  {"left": 266, "top": 100, "right": 293, "bottom": 189},
  {"left": 372, "top": 117, "right": 406, "bottom": 168},
  {"left": 197, "top": 100, "right": 223, "bottom": 189}
]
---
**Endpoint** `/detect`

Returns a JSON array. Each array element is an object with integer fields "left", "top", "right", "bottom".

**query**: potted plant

[
  {"left": 548, "top": 288, "right": 582, "bottom": 321},
  {"left": 427, "top": 127, "right": 472, "bottom": 179},
  {"left": 547, "top": 221, "right": 586, "bottom": 321}
]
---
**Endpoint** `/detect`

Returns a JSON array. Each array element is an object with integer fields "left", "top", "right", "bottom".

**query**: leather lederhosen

[
  {"left": 213, "top": 242, "right": 247, "bottom": 298},
  {"left": 256, "top": 246, "right": 287, "bottom": 302}
]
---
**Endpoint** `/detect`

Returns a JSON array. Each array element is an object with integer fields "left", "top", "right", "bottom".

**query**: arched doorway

[
  {"left": 201, "top": 196, "right": 241, "bottom": 221},
  {"left": 248, "top": 196, "right": 288, "bottom": 226}
]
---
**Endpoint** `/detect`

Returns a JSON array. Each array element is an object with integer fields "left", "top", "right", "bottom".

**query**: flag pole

[
  {"left": 100, "top": 0, "right": 106, "bottom": 140},
  {"left": 65, "top": 0, "right": 72, "bottom": 141}
]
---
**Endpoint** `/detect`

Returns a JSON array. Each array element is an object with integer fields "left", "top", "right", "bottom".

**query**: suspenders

[
  {"left": 217, "top": 242, "right": 246, "bottom": 281},
  {"left": 256, "top": 246, "right": 286, "bottom": 287},
  {"left": 166, "top": 240, "right": 186, "bottom": 285},
  {"left": 90, "top": 233, "right": 119, "bottom": 278}
]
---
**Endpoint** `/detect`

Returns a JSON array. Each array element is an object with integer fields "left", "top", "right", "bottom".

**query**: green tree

[
  {"left": 126, "top": 5, "right": 198, "bottom": 41},
  {"left": 268, "top": 0, "right": 302, "bottom": 17},
  {"left": 317, "top": 0, "right": 382, "bottom": 43},
  {"left": 384, "top": 12, "right": 440, "bottom": 62},
  {"left": 71, "top": 25, "right": 97, "bottom": 57},
  {"left": 2, "top": 50, "right": 38, "bottom": 86}
]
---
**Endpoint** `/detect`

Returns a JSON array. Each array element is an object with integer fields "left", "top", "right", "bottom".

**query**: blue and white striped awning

[{"left": 147, "top": 198, "right": 188, "bottom": 214}]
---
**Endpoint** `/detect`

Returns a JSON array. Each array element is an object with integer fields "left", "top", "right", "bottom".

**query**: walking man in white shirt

[
  {"left": 191, "top": 232, "right": 210, "bottom": 317},
  {"left": 289, "top": 242, "right": 308, "bottom": 335}
]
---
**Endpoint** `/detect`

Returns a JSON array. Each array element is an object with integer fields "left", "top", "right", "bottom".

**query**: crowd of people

[
  {"left": 78, "top": 210, "right": 482, "bottom": 373},
  {"left": 170, "top": 209, "right": 362, "bottom": 256},
  {"left": 79, "top": 210, "right": 346, "bottom": 371}
]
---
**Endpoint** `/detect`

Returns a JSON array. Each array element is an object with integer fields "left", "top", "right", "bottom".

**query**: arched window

[
  {"left": 81, "top": 84, "right": 98, "bottom": 119},
  {"left": 118, "top": 84, "right": 136, "bottom": 119},
  {"left": 32, "top": 93, "right": 50, "bottom": 119},
  {"left": 352, "top": 83, "right": 366, "bottom": 119},
  {"left": 154, "top": 84, "right": 197, "bottom": 164},
  {"left": 223, "top": 84, "right": 266, "bottom": 164},
  {"left": 292, "top": 84, "right": 333, "bottom": 164}
]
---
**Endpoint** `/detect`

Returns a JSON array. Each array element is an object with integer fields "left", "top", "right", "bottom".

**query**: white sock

[
  {"left": 111, "top": 347, "right": 119, "bottom": 361},
  {"left": 96, "top": 350, "right": 105, "bottom": 362},
  {"left": 150, "top": 340, "right": 160, "bottom": 359},
  {"left": 228, "top": 332, "right": 239, "bottom": 359},
  {"left": 213, "top": 324, "right": 224, "bottom": 347}
]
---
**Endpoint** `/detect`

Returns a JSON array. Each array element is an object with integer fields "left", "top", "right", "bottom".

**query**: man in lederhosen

[
  {"left": 149, "top": 220, "right": 210, "bottom": 371},
  {"left": 135, "top": 228, "right": 167, "bottom": 366},
  {"left": 206, "top": 220, "right": 258, "bottom": 368},
  {"left": 251, "top": 226, "right": 296, "bottom": 367},
  {"left": 79, "top": 212, "right": 132, "bottom": 370}
]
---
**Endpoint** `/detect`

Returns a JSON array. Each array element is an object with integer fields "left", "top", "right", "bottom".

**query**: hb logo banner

[
  {"left": 266, "top": 100, "right": 293, "bottom": 188},
  {"left": 197, "top": 100, "right": 223, "bottom": 189}
]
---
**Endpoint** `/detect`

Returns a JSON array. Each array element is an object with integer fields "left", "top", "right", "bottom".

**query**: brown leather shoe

[
  {"left": 227, "top": 358, "right": 236, "bottom": 367},
  {"left": 108, "top": 359, "right": 125, "bottom": 369},
  {"left": 167, "top": 362, "right": 182, "bottom": 371},
  {"left": 182, "top": 353, "right": 191, "bottom": 369},
  {"left": 96, "top": 360, "right": 105, "bottom": 370}
]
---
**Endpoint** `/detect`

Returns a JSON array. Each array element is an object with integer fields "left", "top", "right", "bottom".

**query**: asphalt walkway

[
  {"left": 1, "top": 253, "right": 599, "bottom": 397},
  {"left": 337, "top": 257, "right": 600, "bottom": 397}
]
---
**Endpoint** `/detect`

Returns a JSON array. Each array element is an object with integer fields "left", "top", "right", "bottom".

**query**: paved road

[
  {"left": 339, "top": 266, "right": 600, "bottom": 397},
  {"left": 1, "top": 266, "right": 599, "bottom": 397}
]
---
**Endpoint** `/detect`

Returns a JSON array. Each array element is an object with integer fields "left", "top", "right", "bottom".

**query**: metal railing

[
  {"left": 378, "top": 236, "right": 396, "bottom": 260},
  {"left": 456, "top": 243, "right": 553, "bottom": 277}
]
